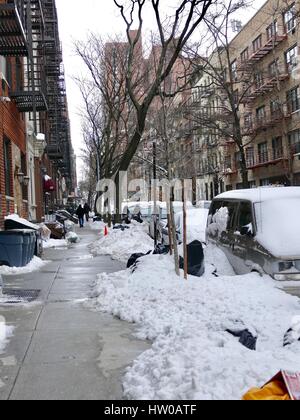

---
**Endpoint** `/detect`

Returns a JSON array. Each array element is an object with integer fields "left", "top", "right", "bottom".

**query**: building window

[
  {"left": 231, "top": 60, "right": 238, "bottom": 82},
  {"left": 241, "top": 48, "right": 249, "bottom": 62},
  {"left": 269, "top": 59, "right": 279, "bottom": 77},
  {"left": 284, "top": 4, "right": 296, "bottom": 33},
  {"left": 3, "top": 138, "right": 12, "bottom": 197},
  {"left": 254, "top": 71, "right": 264, "bottom": 88},
  {"left": 244, "top": 114, "right": 253, "bottom": 129},
  {"left": 235, "top": 151, "right": 241, "bottom": 170},
  {"left": 267, "top": 21, "right": 278, "bottom": 40},
  {"left": 288, "top": 129, "right": 300, "bottom": 154},
  {"left": 224, "top": 155, "right": 232, "bottom": 172},
  {"left": 256, "top": 105, "right": 266, "bottom": 123},
  {"left": 272, "top": 137, "right": 283, "bottom": 160},
  {"left": 253, "top": 35, "right": 262, "bottom": 53},
  {"left": 287, "top": 86, "right": 300, "bottom": 112},
  {"left": 285, "top": 44, "right": 298, "bottom": 72},
  {"left": 246, "top": 146, "right": 255, "bottom": 167},
  {"left": 258, "top": 142, "right": 269, "bottom": 163},
  {"left": 260, "top": 179, "right": 270, "bottom": 187},
  {"left": 270, "top": 99, "right": 282, "bottom": 117}
]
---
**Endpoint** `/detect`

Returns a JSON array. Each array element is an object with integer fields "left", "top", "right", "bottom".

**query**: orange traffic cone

[{"left": 104, "top": 226, "right": 109, "bottom": 236}]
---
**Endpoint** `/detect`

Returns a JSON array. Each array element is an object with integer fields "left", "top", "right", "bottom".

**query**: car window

[
  {"left": 222, "top": 201, "right": 238, "bottom": 230},
  {"left": 237, "top": 201, "right": 254, "bottom": 235},
  {"left": 209, "top": 200, "right": 223, "bottom": 217}
]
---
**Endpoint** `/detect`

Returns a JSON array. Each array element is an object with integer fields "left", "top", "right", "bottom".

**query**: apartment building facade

[
  {"left": 193, "top": 0, "right": 300, "bottom": 200},
  {"left": 0, "top": 0, "right": 76, "bottom": 227}
]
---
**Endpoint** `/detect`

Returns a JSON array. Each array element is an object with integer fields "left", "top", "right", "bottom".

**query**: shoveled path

[{"left": 0, "top": 227, "right": 149, "bottom": 400}]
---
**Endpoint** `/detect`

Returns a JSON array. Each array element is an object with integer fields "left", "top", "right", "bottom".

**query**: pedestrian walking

[
  {"left": 76, "top": 204, "right": 85, "bottom": 228},
  {"left": 84, "top": 203, "right": 91, "bottom": 223}
]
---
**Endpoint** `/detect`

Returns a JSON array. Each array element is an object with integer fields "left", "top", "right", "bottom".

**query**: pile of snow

[
  {"left": 175, "top": 208, "right": 209, "bottom": 243},
  {"left": 5, "top": 214, "right": 38, "bottom": 230},
  {"left": 90, "top": 221, "right": 107, "bottom": 232},
  {"left": 90, "top": 249, "right": 300, "bottom": 400},
  {"left": 90, "top": 222, "right": 154, "bottom": 262},
  {"left": 0, "top": 316, "right": 13, "bottom": 354},
  {"left": 0, "top": 257, "right": 47, "bottom": 275},
  {"left": 43, "top": 239, "right": 68, "bottom": 249}
]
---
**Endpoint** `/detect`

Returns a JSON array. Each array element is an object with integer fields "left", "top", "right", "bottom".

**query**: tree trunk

[{"left": 170, "top": 200, "right": 180, "bottom": 277}]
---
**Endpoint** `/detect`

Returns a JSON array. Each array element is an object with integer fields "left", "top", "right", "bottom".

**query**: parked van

[{"left": 206, "top": 187, "right": 300, "bottom": 296}]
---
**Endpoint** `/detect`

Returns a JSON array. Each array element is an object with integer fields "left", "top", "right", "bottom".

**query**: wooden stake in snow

[{"left": 183, "top": 183, "right": 188, "bottom": 280}]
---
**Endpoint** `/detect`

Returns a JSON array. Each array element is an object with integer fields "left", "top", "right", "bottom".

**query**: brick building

[
  {"left": 193, "top": 0, "right": 300, "bottom": 200},
  {"left": 0, "top": 0, "right": 76, "bottom": 228}
]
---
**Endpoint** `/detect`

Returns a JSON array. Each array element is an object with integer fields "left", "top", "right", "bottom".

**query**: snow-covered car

[
  {"left": 161, "top": 208, "right": 209, "bottom": 245},
  {"left": 206, "top": 187, "right": 300, "bottom": 296},
  {"left": 149, "top": 202, "right": 194, "bottom": 241},
  {"left": 127, "top": 202, "right": 153, "bottom": 222},
  {"left": 196, "top": 200, "right": 212, "bottom": 210}
]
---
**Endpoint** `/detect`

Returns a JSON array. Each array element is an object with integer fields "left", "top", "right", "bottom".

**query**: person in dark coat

[
  {"left": 76, "top": 204, "right": 85, "bottom": 228},
  {"left": 84, "top": 203, "right": 91, "bottom": 222}
]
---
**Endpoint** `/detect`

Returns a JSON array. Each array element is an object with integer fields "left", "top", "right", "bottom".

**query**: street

[{"left": 0, "top": 228, "right": 149, "bottom": 400}]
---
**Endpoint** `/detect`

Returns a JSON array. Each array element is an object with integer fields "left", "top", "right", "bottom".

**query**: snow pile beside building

[
  {"left": 90, "top": 222, "right": 154, "bottom": 262},
  {"left": 91, "top": 252, "right": 300, "bottom": 400},
  {"left": 0, "top": 257, "right": 47, "bottom": 275}
]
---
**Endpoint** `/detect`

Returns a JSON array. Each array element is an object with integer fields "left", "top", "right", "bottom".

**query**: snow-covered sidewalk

[
  {"left": 90, "top": 243, "right": 300, "bottom": 400},
  {"left": 90, "top": 222, "right": 154, "bottom": 263}
]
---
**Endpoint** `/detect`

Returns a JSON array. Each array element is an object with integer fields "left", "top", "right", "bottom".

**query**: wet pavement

[{"left": 0, "top": 227, "right": 149, "bottom": 400}]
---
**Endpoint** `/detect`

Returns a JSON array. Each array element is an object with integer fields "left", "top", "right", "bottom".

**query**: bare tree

[{"left": 109, "top": 0, "right": 213, "bottom": 213}]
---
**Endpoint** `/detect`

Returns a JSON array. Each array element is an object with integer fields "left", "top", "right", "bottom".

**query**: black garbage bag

[
  {"left": 153, "top": 244, "right": 170, "bottom": 255},
  {"left": 113, "top": 224, "right": 130, "bottom": 231},
  {"left": 283, "top": 329, "right": 300, "bottom": 347},
  {"left": 132, "top": 214, "right": 143, "bottom": 224},
  {"left": 227, "top": 329, "right": 257, "bottom": 351},
  {"left": 179, "top": 240, "right": 205, "bottom": 277},
  {"left": 127, "top": 251, "right": 152, "bottom": 269}
]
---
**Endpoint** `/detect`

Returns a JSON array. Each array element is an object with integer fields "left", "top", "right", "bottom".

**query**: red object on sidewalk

[{"left": 104, "top": 226, "right": 108, "bottom": 236}]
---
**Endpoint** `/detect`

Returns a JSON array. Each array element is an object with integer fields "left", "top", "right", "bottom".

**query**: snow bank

[
  {"left": 91, "top": 251, "right": 300, "bottom": 400},
  {"left": 89, "top": 221, "right": 107, "bottom": 232},
  {"left": 0, "top": 316, "right": 13, "bottom": 354},
  {"left": 43, "top": 239, "right": 68, "bottom": 249},
  {"left": 90, "top": 222, "right": 154, "bottom": 262},
  {"left": 0, "top": 257, "right": 47, "bottom": 275}
]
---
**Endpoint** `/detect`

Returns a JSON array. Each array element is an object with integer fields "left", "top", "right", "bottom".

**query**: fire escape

[
  {"left": 0, "top": 0, "right": 27, "bottom": 56},
  {"left": 0, "top": 1, "right": 48, "bottom": 120},
  {"left": 43, "top": 0, "right": 72, "bottom": 181},
  {"left": 223, "top": 29, "right": 290, "bottom": 178}
]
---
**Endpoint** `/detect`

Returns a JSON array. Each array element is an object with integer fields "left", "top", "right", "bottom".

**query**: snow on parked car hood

[
  {"left": 90, "top": 222, "right": 154, "bottom": 262},
  {"left": 90, "top": 248, "right": 300, "bottom": 400}
]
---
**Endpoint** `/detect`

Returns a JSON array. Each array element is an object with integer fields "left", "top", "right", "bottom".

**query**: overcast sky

[{"left": 55, "top": 0, "right": 266, "bottom": 181}]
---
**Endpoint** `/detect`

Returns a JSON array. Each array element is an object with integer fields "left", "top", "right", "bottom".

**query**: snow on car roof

[{"left": 216, "top": 187, "right": 300, "bottom": 203}]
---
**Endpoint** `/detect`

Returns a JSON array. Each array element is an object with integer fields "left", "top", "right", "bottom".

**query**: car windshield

[{"left": 255, "top": 198, "right": 300, "bottom": 258}]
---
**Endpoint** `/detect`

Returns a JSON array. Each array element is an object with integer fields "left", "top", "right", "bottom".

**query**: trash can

[
  {"left": 7, "top": 230, "right": 34, "bottom": 266},
  {"left": 0, "top": 231, "right": 24, "bottom": 267},
  {"left": 4, "top": 218, "right": 41, "bottom": 258}
]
